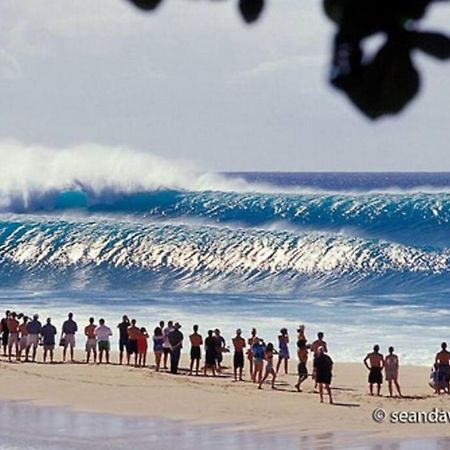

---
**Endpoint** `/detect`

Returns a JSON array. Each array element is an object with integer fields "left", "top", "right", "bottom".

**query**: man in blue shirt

[
  {"left": 41, "top": 318, "right": 57, "bottom": 363},
  {"left": 61, "top": 312, "right": 78, "bottom": 362},
  {"left": 26, "top": 314, "right": 42, "bottom": 362}
]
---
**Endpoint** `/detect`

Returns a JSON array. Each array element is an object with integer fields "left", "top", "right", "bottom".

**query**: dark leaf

[
  {"left": 239, "top": 0, "right": 265, "bottom": 24},
  {"left": 127, "top": 0, "right": 164, "bottom": 11},
  {"left": 410, "top": 31, "right": 450, "bottom": 60}
]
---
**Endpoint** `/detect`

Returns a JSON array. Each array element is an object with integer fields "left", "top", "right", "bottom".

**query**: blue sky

[{"left": 0, "top": 0, "right": 449, "bottom": 171}]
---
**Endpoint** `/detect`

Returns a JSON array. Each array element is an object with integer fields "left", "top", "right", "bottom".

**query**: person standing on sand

[
  {"left": 189, "top": 324, "right": 203, "bottom": 376},
  {"left": 314, "top": 347, "right": 333, "bottom": 404},
  {"left": 127, "top": 319, "right": 141, "bottom": 367},
  {"left": 95, "top": 318, "right": 112, "bottom": 364},
  {"left": 7, "top": 312, "right": 20, "bottom": 362},
  {"left": 137, "top": 327, "right": 149, "bottom": 367},
  {"left": 295, "top": 341, "right": 309, "bottom": 392},
  {"left": 364, "top": 345, "right": 384, "bottom": 396},
  {"left": 117, "top": 315, "right": 130, "bottom": 365},
  {"left": 168, "top": 322, "right": 183, "bottom": 374},
  {"left": 1, "top": 310, "right": 10, "bottom": 356},
  {"left": 18, "top": 316, "right": 29, "bottom": 361},
  {"left": 435, "top": 342, "right": 450, "bottom": 394},
  {"left": 204, "top": 329, "right": 217, "bottom": 377},
  {"left": 84, "top": 317, "right": 97, "bottom": 364},
  {"left": 258, "top": 342, "right": 278, "bottom": 390},
  {"left": 162, "top": 320, "right": 174, "bottom": 370},
  {"left": 311, "top": 332, "right": 328, "bottom": 389},
  {"left": 252, "top": 338, "right": 266, "bottom": 384},
  {"left": 26, "top": 313, "right": 42, "bottom": 362},
  {"left": 385, "top": 346, "right": 402, "bottom": 397},
  {"left": 214, "top": 329, "right": 226, "bottom": 373},
  {"left": 153, "top": 327, "right": 165, "bottom": 371},
  {"left": 232, "top": 328, "right": 246, "bottom": 381},
  {"left": 247, "top": 328, "right": 258, "bottom": 379},
  {"left": 276, "top": 328, "right": 290, "bottom": 375},
  {"left": 61, "top": 312, "right": 78, "bottom": 363},
  {"left": 41, "top": 318, "right": 57, "bottom": 363}
]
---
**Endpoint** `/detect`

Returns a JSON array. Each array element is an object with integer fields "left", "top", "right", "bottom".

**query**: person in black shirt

[
  {"left": 204, "top": 330, "right": 217, "bottom": 377},
  {"left": 313, "top": 347, "right": 334, "bottom": 404},
  {"left": 117, "top": 315, "right": 130, "bottom": 365},
  {"left": 1, "top": 310, "right": 10, "bottom": 356},
  {"left": 168, "top": 322, "right": 183, "bottom": 374}
]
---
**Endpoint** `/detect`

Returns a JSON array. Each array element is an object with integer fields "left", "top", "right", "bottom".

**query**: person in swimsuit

[
  {"left": 252, "top": 338, "right": 266, "bottom": 384},
  {"left": 384, "top": 346, "right": 402, "bottom": 397},
  {"left": 204, "top": 330, "right": 217, "bottom": 377},
  {"left": 258, "top": 342, "right": 277, "bottom": 389},
  {"left": 232, "top": 328, "right": 246, "bottom": 381},
  {"left": 84, "top": 317, "right": 97, "bottom": 364},
  {"left": 314, "top": 347, "right": 333, "bottom": 404},
  {"left": 127, "top": 319, "right": 141, "bottom": 367},
  {"left": 117, "top": 315, "right": 130, "bottom": 365},
  {"left": 189, "top": 324, "right": 203, "bottom": 376},
  {"left": 435, "top": 342, "right": 450, "bottom": 394},
  {"left": 276, "top": 328, "right": 290, "bottom": 374},
  {"left": 247, "top": 328, "right": 258, "bottom": 380},
  {"left": 7, "top": 312, "right": 20, "bottom": 362},
  {"left": 297, "top": 325, "right": 307, "bottom": 347},
  {"left": 295, "top": 340, "right": 309, "bottom": 392},
  {"left": 153, "top": 326, "right": 165, "bottom": 371},
  {"left": 364, "top": 344, "right": 384, "bottom": 396},
  {"left": 137, "top": 327, "right": 149, "bottom": 367}
]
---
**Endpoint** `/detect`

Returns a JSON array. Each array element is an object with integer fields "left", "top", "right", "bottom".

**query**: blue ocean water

[{"left": 1, "top": 171, "right": 450, "bottom": 365}]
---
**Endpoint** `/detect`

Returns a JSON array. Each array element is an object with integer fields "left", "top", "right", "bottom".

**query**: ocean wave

[
  {"left": 3, "top": 188, "right": 450, "bottom": 248},
  {"left": 0, "top": 216, "right": 449, "bottom": 293}
]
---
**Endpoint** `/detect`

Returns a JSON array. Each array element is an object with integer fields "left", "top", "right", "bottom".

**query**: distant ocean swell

[
  {"left": 2, "top": 189, "right": 450, "bottom": 247},
  {"left": 0, "top": 216, "right": 449, "bottom": 293}
]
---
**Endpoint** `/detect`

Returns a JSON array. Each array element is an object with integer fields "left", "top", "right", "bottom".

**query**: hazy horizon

[{"left": 1, "top": 0, "right": 449, "bottom": 172}]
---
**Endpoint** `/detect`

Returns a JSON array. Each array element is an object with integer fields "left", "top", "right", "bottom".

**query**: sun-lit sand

[{"left": 0, "top": 349, "right": 449, "bottom": 447}]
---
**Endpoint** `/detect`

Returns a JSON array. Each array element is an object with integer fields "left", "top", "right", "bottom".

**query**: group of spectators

[{"left": 0, "top": 310, "right": 334, "bottom": 403}]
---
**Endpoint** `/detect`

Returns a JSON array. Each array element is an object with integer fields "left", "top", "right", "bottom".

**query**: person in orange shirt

[
  {"left": 7, "top": 312, "right": 20, "bottom": 362},
  {"left": 189, "top": 324, "right": 203, "bottom": 376},
  {"left": 84, "top": 317, "right": 97, "bottom": 364},
  {"left": 137, "top": 327, "right": 149, "bottom": 367},
  {"left": 127, "top": 319, "right": 141, "bottom": 367},
  {"left": 232, "top": 329, "right": 246, "bottom": 381}
]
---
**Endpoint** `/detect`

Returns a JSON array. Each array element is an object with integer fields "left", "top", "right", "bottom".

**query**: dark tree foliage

[{"left": 125, "top": 0, "right": 450, "bottom": 119}]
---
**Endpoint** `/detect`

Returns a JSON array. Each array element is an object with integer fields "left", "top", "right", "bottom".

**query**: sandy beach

[{"left": 0, "top": 350, "right": 448, "bottom": 447}]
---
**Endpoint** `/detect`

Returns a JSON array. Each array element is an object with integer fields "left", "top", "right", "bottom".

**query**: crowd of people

[{"left": 2, "top": 309, "right": 447, "bottom": 403}]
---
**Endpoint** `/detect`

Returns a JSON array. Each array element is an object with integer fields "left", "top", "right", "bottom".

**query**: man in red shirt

[{"left": 7, "top": 312, "right": 20, "bottom": 362}]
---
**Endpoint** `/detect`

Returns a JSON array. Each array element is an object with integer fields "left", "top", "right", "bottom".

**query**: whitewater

[{"left": 1, "top": 142, "right": 449, "bottom": 364}]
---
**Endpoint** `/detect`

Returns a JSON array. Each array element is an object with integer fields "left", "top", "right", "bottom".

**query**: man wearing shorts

[
  {"left": 117, "top": 315, "right": 130, "bottom": 365},
  {"left": 61, "top": 312, "right": 78, "bottom": 362},
  {"left": 189, "top": 324, "right": 203, "bottom": 376},
  {"left": 18, "top": 316, "right": 29, "bottom": 361},
  {"left": 295, "top": 340, "right": 309, "bottom": 392},
  {"left": 1, "top": 310, "right": 10, "bottom": 356},
  {"left": 26, "top": 314, "right": 42, "bottom": 362},
  {"left": 95, "top": 318, "right": 112, "bottom": 364},
  {"left": 41, "top": 318, "right": 57, "bottom": 363},
  {"left": 7, "top": 312, "right": 20, "bottom": 362},
  {"left": 232, "top": 329, "right": 246, "bottom": 381},
  {"left": 364, "top": 344, "right": 384, "bottom": 396},
  {"left": 314, "top": 347, "right": 333, "bottom": 404},
  {"left": 85, "top": 317, "right": 97, "bottom": 364},
  {"left": 127, "top": 319, "right": 141, "bottom": 367},
  {"left": 162, "top": 320, "right": 174, "bottom": 370}
]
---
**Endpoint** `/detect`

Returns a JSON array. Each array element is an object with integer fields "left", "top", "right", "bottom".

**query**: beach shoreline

[{"left": 0, "top": 351, "right": 449, "bottom": 446}]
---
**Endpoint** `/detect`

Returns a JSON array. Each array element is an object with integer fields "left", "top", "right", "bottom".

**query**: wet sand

[{"left": 0, "top": 351, "right": 449, "bottom": 448}]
